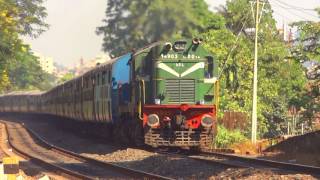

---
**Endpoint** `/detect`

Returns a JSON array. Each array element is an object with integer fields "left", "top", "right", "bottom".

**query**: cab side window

[{"left": 205, "top": 56, "right": 214, "bottom": 78}]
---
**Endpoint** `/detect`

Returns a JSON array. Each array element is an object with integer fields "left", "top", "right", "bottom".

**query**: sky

[{"left": 24, "top": 0, "right": 320, "bottom": 67}]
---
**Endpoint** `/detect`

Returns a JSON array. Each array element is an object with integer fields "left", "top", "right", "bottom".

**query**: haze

[{"left": 23, "top": 0, "right": 320, "bottom": 67}]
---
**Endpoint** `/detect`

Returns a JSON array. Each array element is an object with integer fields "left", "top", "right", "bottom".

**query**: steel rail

[
  {"left": 0, "top": 124, "right": 14, "bottom": 164},
  {"left": 20, "top": 122, "right": 173, "bottom": 180},
  {"left": 2, "top": 122, "right": 94, "bottom": 180},
  {"left": 155, "top": 150, "right": 250, "bottom": 169},
  {"left": 201, "top": 149, "right": 320, "bottom": 176}
]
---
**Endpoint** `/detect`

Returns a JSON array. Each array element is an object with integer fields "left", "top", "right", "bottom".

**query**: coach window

[
  {"left": 90, "top": 75, "right": 94, "bottom": 87},
  {"left": 96, "top": 73, "right": 100, "bottom": 86},
  {"left": 108, "top": 69, "right": 111, "bottom": 83},
  {"left": 76, "top": 82, "right": 79, "bottom": 92},
  {"left": 139, "top": 55, "right": 147, "bottom": 76},
  {"left": 102, "top": 71, "right": 106, "bottom": 84},
  {"left": 105, "top": 70, "right": 108, "bottom": 85}
]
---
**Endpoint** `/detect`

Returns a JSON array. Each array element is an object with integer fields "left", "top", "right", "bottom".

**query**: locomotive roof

[
  {"left": 41, "top": 40, "right": 181, "bottom": 94},
  {"left": 85, "top": 41, "right": 161, "bottom": 74}
]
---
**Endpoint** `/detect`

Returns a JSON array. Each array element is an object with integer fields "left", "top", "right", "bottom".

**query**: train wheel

[
  {"left": 112, "top": 124, "right": 123, "bottom": 144},
  {"left": 119, "top": 121, "right": 131, "bottom": 145}
]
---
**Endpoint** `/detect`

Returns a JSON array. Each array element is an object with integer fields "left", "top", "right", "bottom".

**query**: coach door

[{"left": 111, "top": 53, "right": 132, "bottom": 122}]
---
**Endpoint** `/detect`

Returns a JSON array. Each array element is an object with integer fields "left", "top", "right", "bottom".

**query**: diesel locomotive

[{"left": 0, "top": 38, "right": 219, "bottom": 148}]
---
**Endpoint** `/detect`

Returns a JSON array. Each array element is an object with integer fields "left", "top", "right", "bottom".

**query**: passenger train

[{"left": 0, "top": 38, "right": 219, "bottom": 148}]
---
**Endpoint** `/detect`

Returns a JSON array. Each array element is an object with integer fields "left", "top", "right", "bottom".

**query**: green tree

[
  {"left": 0, "top": 0, "right": 49, "bottom": 92},
  {"left": 291, "top": 10, "right": 320, "bottom": 63},
  {"left": 96, "top": 0, "right": 219, "bottom": 57},
  {"left": 8, "top": 48, "right": 56, "bottom": 91},
  {"left": 58, "top": 72, "right": 74, "bottom": 84},
  {"left": 203, "top": 0, "right": 307, "bottom": 137},
  {"left": 290, "top": 9, "right": 320, "bottom": 129},
  {"left": 96, "top": 0, "right": 309, "bottom": 137}
]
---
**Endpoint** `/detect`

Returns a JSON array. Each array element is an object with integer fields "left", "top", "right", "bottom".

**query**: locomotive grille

[{"left": 166, "top": 79, "right": 195, "bottom": 104}]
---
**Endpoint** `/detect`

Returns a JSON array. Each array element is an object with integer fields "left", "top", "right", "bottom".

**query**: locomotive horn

[
  {"left": 192, "top": 38, "right": 199, "bottom": 45},
  {"left": 164, "top": 42, "right": 172, "bottom": 51}
]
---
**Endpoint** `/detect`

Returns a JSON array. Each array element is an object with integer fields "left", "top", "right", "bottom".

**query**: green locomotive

[{"left": 133, "top": 38, "right": 218, "bottom": 147}]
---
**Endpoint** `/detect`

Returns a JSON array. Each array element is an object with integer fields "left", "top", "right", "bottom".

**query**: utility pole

[{"left": 251, "top": 0, "right": 264, "bottom": 144}]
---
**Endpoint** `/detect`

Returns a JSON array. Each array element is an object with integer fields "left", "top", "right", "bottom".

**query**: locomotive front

[{"left": 142, "top": 39, "right": 218, "bottom": 148}]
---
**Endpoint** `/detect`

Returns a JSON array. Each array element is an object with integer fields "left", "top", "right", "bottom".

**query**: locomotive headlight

[
  {"left": 147, "top": 114, "right": 160, "bottom": 127},
  {"left": 201, "top": 115, "right": 214, "bottom": 128}
]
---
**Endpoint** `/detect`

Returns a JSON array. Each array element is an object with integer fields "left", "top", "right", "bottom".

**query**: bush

[{"left": 215, "top": 125, "right": 247, "bottom": 148}]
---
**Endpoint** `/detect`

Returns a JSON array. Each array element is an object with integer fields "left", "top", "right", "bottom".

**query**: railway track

[
  {"left": 154, "top": 148, "right": 249, "bottom": 169},
  {"left": 199, "top": 149, "right": 320, "bottom": 176},
  {"left": 0, "top": 123, "right": 12, "bottom": 165},
  {"left": 2, "top": 116, "right": 319, "bottom": 179},
  {"left": 2, "top": 121, "right": 173, "bottom": 180},
  {"left": 154, "top": 148, "right": 320, "bottom": 177}
]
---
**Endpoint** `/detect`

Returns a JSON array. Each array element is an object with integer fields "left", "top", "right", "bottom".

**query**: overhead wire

[
  {"left": 270, "top": 2, "right": 304, "bottom": 23},
  {"left": 217, "top": 11, "right": 251, "bottom": 79},
  {"left": 269, "top": 0, "right": 319, "bottom": 20},
  {"left": 272, "top": 10, "right": 296, "bottom": 23},
  {"left": 269, "top": 0, "right": 313, "bottom": 21},
  {"left": 272, "top": 0, "right": 317, "bottom": 11}
]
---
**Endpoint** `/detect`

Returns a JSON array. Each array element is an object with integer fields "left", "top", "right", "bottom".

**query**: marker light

[
  {"left": 199, "top": 99, "right": 205, "bottom": 105},
  {"left": 155, "top": 99, "right": 161, "bottom": 105}
]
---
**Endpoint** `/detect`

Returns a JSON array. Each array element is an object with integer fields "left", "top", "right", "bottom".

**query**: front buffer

[{"left": 143, "top": 104, "right": 216, "bottom": 148}]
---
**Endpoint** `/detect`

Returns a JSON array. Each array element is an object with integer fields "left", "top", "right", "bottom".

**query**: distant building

[
  {"left": 74, "top": 54, "right": 111, "bottom": 76},
  {"left": 53, "top": 62, "right": 70, "bottom": 78},
  {"left": 34, "top": 53, "right": 56, "bottom": 74},
  {"left": 278, "top": 22, "right": 294, "bottom": 43}
]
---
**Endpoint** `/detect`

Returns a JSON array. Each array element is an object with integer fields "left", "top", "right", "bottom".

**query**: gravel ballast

[{"left": 0, "top": 113, "right": 317, "bottom": 179}]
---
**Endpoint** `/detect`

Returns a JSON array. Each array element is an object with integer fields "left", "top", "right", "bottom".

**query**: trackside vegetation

[
  {"left": 98, "top": 0, "right": 319, "bottom": 146},
  {"left": 0, "top": 0, "right": 54, "bottom": 92},
  {"left": 215, "top": 125, "right": 246, "bottom": 148}
]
